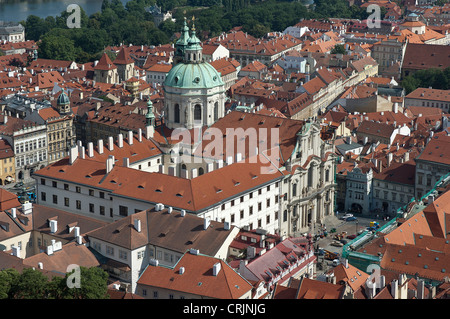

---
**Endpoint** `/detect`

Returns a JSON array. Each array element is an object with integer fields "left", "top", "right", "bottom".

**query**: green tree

[
  {"left": 38, "top": 34, "right": 77, "bottom": 61},
  {"left": 0, "top": 268, "right": 20, "bottom": 299},
  {"left": 331, "top": 44, "right": 346, "bottom": 54},
  {"left": 59, "top": 267, "right": 110, "bottom": 299},
  {"left": 9, "top": 268, "right": 49, "bottom": 299}
]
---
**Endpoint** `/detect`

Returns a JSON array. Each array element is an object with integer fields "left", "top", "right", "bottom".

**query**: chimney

[
  {"left": 22, "top": 202, "right": 32, "bottom": 215},
  {"left": 379, "top": 275, "right": 386, "bottom": 289},
  {"left": 106, "top": 155, "right": 114, "bottom": 173},
  {"left": 180, "top": 210, "right": 186, "bottom": 217},
  {"left": 138, "top": 128, "right": 142, "bottom": 142},
  {"left": 212, "top": 262, "right": 221, "bottom": 276},
  {"left": 128, "top": 131, "right": 133, "bottom": 145},
  {"left": 69, "top": 145, "right": 78, "bottom": 164},
  {"left": 123, "top": 157, "right": 130, "bottom": 168},
  {"left": 98, "top": 139, "right": 104, "bottom": 154},
  {"left": 76, "top": 236, "right": 83, "bottom": 245},
  {"left": 108, "top": 136, "right": 114, "bottom": 151},
  {"left": 134, "top": 219, "right": 141, "bottom": 232},
  {"left": 366, "top": 280, "right": 376, "bottom": 299},
  {"left": 38, "top": 262, "right": 43, "bottom": 269},
  {"left": 204, "top": 217, "right": 210, "bottom": 230},
  {"left": 87, "top": 142, "right": 94, "bottom": 158},
  {"left": 80, "top": 146, "right": 85, "bottom": 159},
  {"left": 74, "top": 226, "right": 80, "bottom": 238},
  {"left": 118, "top": 133, "right": 123, "bottom": 148},
  {"left": 49, "top": 219, "right": 57, "bottom": 233},
  {"left": 179, "top": 267, "right": 185, "bottom": 275},
  {"left": 224, "top": 221, "right": 230, "bottom": 230},
  {"left": 391, "top": 279, "right": 399, "bottom": 299},
  {"left": 11, "top": 207, "right": 16, "bottom": 218},
  {"left": 417, "top": 279, "right": 425, "bottom": 299}
]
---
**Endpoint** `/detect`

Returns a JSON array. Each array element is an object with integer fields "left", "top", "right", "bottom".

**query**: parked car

[
  {"left": 332, "top": 259, "right": 340, "bottom": 267},
  {"left": 345, "top": 216, "right": 357, "bottom": 221},
  {"left": 340, "top": 213, "right": 353, "bottom": 220},
  {"left": 330, "top": 241, "right": 344, "bottom": 247},
  {"left": 347, "top": 234, "right": 357, "bottom": 240}
]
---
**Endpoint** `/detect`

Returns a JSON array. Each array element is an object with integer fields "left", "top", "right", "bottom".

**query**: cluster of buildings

[{"left": 0, "top": 0, "right": 449, "bottom": 299}]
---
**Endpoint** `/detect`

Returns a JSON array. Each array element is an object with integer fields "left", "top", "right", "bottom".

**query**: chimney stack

[
  {"left": 391, "top": 279, "right": 398, "bottom": 299},
  {"left": 69, "top": 145, "right": 78, "bottom": 164},
  {"left": 87, "top": 142, "right": 94, "bottom": 158},
  {"left": 118, "top": 133, "right": 123, "bottom": 148},
  {"left": 106, "top": 155, "right": 114, "bottom": 173},
  {"left": 108, "top": 136, "right": 114, "bottom": 151},
  {"left": 98, "top": 139, "right": 104, "bottom": 154},
  {"left": 204, "top": 217, "right": 210, "bottom": 230},
  {"left": 128, "top": 131, "right": 133, "bottom": 145},
  {"left": 212, "top": 262, "right": 221, "bottom": 276},
  {"left": 138, "top": 128, "right": 142, "bottom": 142},
  {"left": 123, "top": 157, "right": 130, "bottom": 168},
  {"left": 49, "top": 219, "right": 57, "bottom": 233},
  {"left": 134, "top": 219, "right": 141, "bottom": 232}
]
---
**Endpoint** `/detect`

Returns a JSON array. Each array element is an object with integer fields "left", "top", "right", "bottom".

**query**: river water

[{"left": 0, "top": 0, "right": 130, "bottom": 22}]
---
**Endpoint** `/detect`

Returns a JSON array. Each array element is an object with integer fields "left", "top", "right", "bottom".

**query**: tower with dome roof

[{"left": 163, "top": 18, "right": 226, "bottom": 130}]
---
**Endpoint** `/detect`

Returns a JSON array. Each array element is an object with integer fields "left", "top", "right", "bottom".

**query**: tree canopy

[
  {"left": 21, "top": 0, "right": 377, "bottom": 63},
  {"left": 0, "top": 267, "right": 109, "bottom": 299},
  {"left": 402, "top": 67, "right": 450, "bottom": 94}
]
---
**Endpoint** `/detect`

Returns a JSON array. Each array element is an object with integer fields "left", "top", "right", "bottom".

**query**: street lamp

[{"left": 356, "top": 220, "right": 359, "bottom": 235}]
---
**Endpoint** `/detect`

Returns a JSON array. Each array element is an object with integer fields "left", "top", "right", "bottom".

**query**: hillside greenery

[
  {"left": 0, "top": 266, "right": 109, "bottom": 299},
  {"left": 21, "top": 0, "right": 370, "bottom": 63}
]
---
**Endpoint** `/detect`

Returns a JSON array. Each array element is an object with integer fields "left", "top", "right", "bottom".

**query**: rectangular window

[
  {"left": 76, "top": 186, "right": 81, "bottom": 193},
  {"left": 52, "top": 181, "right": 57, "bottom": 188},
  {"left": 64, "top": 197, "right": 69, "bottom": 207},
  {"left": 119, "top": 250, "right": 127, "bottom": 260},
  {"left": 64, "top": 183, "right": 69, "bottom": 191},
  {"left": 41, "top": 178, "right": 45, "bottom": 185},
  {"left": 100, "top": 206, "right": 105, "bottom": 215},
  {"left": 76, "top": 200, "right": 81, "bottom": 210},
  {"left": 52, "top": 195, "right": 58, "bottom": 204},
  {"left": 119, "top": 205, "right": 128, "bottom": 217},
  {"left": 99, "top": 192, "right": 105, "bottom": 199},
  {"left": 41, "top": 192, "right": 46, "bottom": 201},
  {"left": 106, "top": 246, "right": 114, "bottom": 256},
  {"left": 89, "top": 203, "right": 94, "bottom": 213},
  {"left": 89, "top": 189, "right": 94, "bottom": 196}
]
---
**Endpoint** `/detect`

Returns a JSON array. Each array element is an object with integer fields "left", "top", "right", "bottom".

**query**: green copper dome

[
  {"left": 57, "top": 89, "right": 70, "bottom": 105},
  {"left": 164, "top": 61, "right": 224, "bottom": 90}
]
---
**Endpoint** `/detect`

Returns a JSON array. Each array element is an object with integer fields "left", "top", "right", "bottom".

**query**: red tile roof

[{"left": 137, "top": 251, "right": 252, "bottom": 299}]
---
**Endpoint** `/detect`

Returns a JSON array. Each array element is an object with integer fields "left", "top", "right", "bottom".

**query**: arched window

[
  {"left": 214, "top": 102, "right": 219, "bottom": 121},
  {"left": 198, "top": 167, "right": 204, "bottom": 176},
  {"left": 194, "top": 104, "right": 202, "bottom": 121},
  {"left": 174, "top": 104, "right": 180, "bottom": 123}
]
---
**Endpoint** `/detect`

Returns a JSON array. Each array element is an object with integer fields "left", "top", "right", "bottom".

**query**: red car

[{"left": 347, "top": 234, "right": 357, "bottom": 240}]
